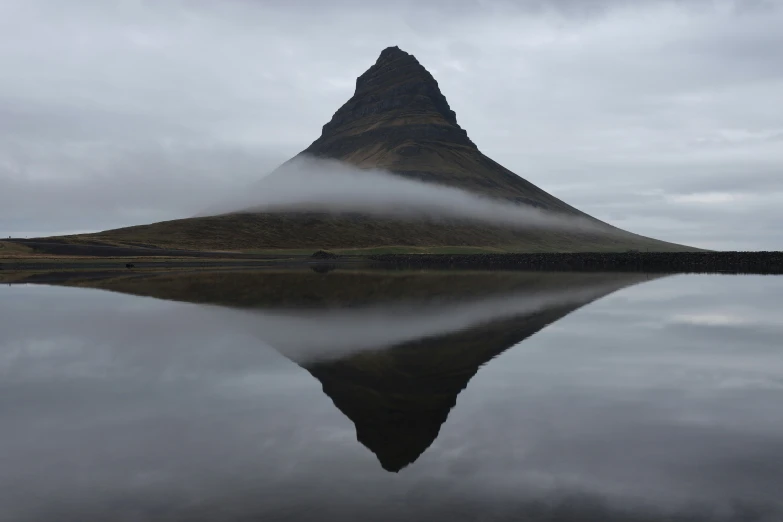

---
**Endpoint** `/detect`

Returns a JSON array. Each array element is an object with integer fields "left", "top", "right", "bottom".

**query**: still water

[{"left": 1, "top": 269, "right": 782, "bottom": 522}]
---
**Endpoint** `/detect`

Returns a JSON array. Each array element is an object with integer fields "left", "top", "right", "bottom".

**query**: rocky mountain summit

[
  {"left": 307, "top": 46, "right": 475, "bottom": 154},
  {"left": 298, "top": 46, "right": 581, "bottom": 213}
]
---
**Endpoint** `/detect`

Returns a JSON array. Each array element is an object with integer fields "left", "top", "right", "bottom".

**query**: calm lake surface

[{"left": 1, "top": 270, "right": 782, "bottom": 522}]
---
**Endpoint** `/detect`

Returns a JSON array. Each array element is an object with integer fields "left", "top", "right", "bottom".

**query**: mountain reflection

[{"left": 38, "top": 268, "right": 656, "bottom": 472}]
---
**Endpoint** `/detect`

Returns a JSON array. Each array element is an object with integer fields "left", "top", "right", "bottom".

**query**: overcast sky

[{"left": 1, "top": 0, "right": 781, "bottom": 250}]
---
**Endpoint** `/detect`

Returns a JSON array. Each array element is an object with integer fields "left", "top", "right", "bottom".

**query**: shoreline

[
  {"left": 1, "top": 251, "right": 782, "bottom": 277},
  {"left": 0, "top": 258, "right": 310, "bottom": 272},
  {"left": 368, "top": 252, "right": 783, "bottom": 274}
]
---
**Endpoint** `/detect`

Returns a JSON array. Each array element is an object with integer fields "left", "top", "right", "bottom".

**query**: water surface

[{"left": 1, "top": 270, "right": 782, "bottom": 521}]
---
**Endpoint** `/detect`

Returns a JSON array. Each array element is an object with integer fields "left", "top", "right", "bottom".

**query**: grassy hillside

[
  {"left": 0, "top": 241, "right": 32, "bottom": 257},
  {"left": 54, "top": 212, "right": 696, "bottom": 253}
]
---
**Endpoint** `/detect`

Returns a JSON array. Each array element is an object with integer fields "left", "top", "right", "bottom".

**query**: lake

[{"left": 1, "top": 270, "right": 782, "bottom": 522}]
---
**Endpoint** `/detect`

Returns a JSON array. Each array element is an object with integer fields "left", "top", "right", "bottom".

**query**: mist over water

[
  {"left": 2, "top": 274, "right": 783, "bottom": 521},
  {"left": 203, "top": 156, "right": 610, "bottom": 234},
  {"left": 226, "top": 274, "right": 648, "bottom": 363}
]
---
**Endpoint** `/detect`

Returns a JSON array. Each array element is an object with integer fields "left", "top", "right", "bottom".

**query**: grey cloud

[{"left": 207, "top": 156, "right": 613, "bottom": 235}]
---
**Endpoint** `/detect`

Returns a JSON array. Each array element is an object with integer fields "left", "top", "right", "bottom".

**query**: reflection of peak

[
  {"left": 306, "top": 362, "right": 453, "bottom": 472},
  {"left": 301, "top": 301, "right": 608, "bottom": 472},
  {"left": 33, "top": 269, "right": 662, "bottom": 472}
]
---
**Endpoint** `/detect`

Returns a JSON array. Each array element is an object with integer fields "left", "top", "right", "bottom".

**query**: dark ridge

[
  {"left": 354, "top": 46, "right": 460, "bottom": 127},
  {"left": 368, "top": 252, "right": 783, "bottom": 274},
  {"left": 305, "top": 123, "right": 474, "bottom": 158},
  {"left": 305, "top": 46, "right": 475, "bottom": 157}
]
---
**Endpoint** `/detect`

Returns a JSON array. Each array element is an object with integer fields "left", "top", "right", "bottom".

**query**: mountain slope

[{"left": 55, "top": 46, "right": 696, "bottom": 252}]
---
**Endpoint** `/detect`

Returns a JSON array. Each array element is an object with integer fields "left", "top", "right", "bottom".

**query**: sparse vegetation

[
  {"left": 0, "top": 241, "right": 32, "bottom": 257},
  {"left": 44, "top": 212, "right": 697, "bottom": 254}
]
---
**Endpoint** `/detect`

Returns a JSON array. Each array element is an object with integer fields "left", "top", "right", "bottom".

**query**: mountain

[
  {"left": 37, "top": 268, "right": 658, "bottom": 471},
  {"left": 297, "top": 46, "right": 582, "bottom": 213},
  {"left": 54, "top": 47, "right": 694, "bottom": 253}
]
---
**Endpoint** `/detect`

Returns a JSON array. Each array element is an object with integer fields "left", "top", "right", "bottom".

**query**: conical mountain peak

[
  {"left": 354, "top": 46, "right": 429, "bottom": 94},
  {"left": 296, "top": 48, "right": 590, "bottom": 210},
  {"left": 304, "top": 46, "right": 474, "bottom": 163},
  {"left": 373, "top": 45, "right": 416, "bottom": 68},
  {"left": 377, "top": 45, "right": 410, "bottom": 60}
]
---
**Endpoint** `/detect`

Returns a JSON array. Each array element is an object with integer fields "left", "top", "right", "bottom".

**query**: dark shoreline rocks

[
  {"left": 311, "top": 250, "right": 340, "bottom": 260},
  {"left": 367, "top": 252, "right": 783, "bottom": 274}
]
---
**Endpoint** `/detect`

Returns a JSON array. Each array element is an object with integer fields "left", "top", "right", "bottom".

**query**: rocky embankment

[{"left": 368, "top": 252, "right": 783, "bottom": 274}]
